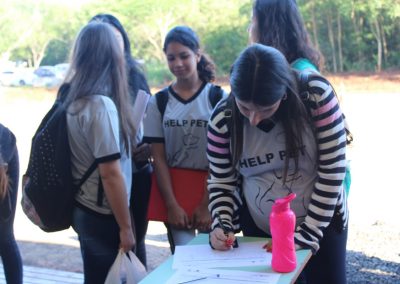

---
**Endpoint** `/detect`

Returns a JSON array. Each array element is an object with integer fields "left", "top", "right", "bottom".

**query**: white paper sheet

[
  {"left": 172, "top": 241, "right": 271, "bottom": 269},
  {"left": 166, "top": 268, "right": 280, "bottom": 284},
  {"left": 131, "top": 89, "right": 150, "bottom": 132}
]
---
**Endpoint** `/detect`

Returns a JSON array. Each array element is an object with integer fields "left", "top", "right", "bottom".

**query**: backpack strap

[
  {"left": 78, "top": 162, "right": 98, "bottom": 187},
  {"left": 156, "top": 85, "right": 223, "bottom": 119},
  {"left": 155, "top": 88, "right": 169, "bottom": 119},
  {"left": 76, "top": 162, "right": 101, "bottom": 205},
  {"left": 298, "top": 71, "right": 311, "bottom": 101},
  {"left": 209, "top": 85, "right": 224, "bottom": 108}
]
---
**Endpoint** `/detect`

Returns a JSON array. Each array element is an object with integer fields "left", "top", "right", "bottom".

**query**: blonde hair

[{"left": 0, "top": 153, "right": 8, "bottom": 200}]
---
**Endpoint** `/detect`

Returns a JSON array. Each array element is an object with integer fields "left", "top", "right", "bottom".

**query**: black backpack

[
  {"left": 21, "top": 85, "right": 96, "bottom": 232},
  {"left": 155, "top": 84, "right": 224, "bottom": 118}
]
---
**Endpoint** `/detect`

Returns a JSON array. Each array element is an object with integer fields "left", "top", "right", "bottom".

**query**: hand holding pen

[{"left": 209, "top": 212, "right": 237, "bottom": 251}]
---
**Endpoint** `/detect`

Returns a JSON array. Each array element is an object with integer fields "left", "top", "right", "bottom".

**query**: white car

[
  {"left": 54, "top": 63, "right": 70, "bottom": 80},
  {"left": 0, "top": 69, "right": 35, "bottom": 87},
  {"left": 32, "top": 66, "right": 62, "bottom": 88}
]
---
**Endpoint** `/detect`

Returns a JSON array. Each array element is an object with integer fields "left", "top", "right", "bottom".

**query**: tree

[
  {"left": 1, "top": 0, "right": 84, "bottom": 68},
  {"left": 0, "top": 0, "right": 33, "bottom": 64},
  {"left": 1, "top": 0, "right": 400, "bottom": 79},
  {"left": 203, "top": 25, "right": 248, "bottom": 74}
]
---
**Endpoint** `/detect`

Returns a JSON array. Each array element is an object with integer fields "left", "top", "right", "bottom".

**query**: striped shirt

[{"left": 207, "top": 75, "right": 348, "bottom": 253}]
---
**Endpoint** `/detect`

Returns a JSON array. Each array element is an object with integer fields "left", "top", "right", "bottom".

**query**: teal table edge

[{"left": 140, "top": 234, "right": 311, "bottom": 284}]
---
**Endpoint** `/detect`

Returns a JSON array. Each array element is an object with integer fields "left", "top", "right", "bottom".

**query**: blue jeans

[
  {"left": 0, "top": 191, "right": 23, "bottom": 284},
  {"left": 0, "top": 151, "right": 22, "bottom": 284},
  {"left": 72, "top": 206, "right": 120, "bottom": 284},
  {"left": 240, "top": 201, "right": 347, "bottom": 284}
]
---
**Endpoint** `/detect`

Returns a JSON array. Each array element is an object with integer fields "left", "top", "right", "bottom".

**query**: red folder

[{"left": 147, "top": 168, "right": 208, "bottom": 222}]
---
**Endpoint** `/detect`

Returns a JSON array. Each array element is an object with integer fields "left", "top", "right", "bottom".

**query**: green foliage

[
  {"left": 203, "top": 25, "right": 248, "bottom": 75},
  {"left": 41, "top": 40, "right": 70, "bottom": 66},
  {"left": 144, "top": 60, "right": 174, "bottom": 88},
  {"left": 0, "top": 0, "right": 399, "bottom": 80}
]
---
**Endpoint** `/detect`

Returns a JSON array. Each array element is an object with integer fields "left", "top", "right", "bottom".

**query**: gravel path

[{"left": 346, "top": 220, "right": 400, "bottom": 283}]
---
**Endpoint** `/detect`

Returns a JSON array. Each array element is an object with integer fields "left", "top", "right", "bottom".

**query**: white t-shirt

[
  {"left": 67, "top": 95, "right": 132, "bottom": 215},
  {"left": 240, "top": 120, "right": 317, "bottom": 234},
  {"left": 144, "top": 83, "right": 227, "bottom": 170}
]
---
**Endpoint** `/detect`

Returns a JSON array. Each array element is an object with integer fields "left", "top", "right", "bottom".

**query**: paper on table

[
  {"left": 172, "top": 241, "right": 271, "bottom": 269},
  {"left": 166, "top": 268, "right": 280, "bottom": 284},
  {"left": 131, "top": 89, "right": 150, "bottom": 132}
]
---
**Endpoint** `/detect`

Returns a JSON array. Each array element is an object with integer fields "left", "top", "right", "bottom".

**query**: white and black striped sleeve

[
  {"left": 294, "top": 75, "right": 348, "bottom": 253},
  {"left": 207, "top": 102, "right": 241, "bottom": 232}
]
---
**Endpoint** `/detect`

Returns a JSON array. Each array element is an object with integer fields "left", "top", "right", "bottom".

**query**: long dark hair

[
  {"left": 163, "top": 26, "right": 216, "bottom": 82},
  {"left": 253, "top": 0, "right": 323, "bottom": 69},
  {"left": 228, "top": 44, "right": 311, "bottom": 183},
  {"left": 62, "top": 22, "right": 135, "bottom": 151},
  {"left": 90, "top": 13, "right": 150, "bottom": 99}
]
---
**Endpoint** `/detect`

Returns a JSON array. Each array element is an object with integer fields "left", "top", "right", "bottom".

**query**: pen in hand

[{"left": 215, "top": 212, "right": 234, "bottom": 247}]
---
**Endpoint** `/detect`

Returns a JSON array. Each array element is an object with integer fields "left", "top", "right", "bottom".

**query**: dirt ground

[
  {"left": 0, "top": 71, "right": 399, "bottom": 277},
  {"left": 214, "top": 70, "right": 400, "bottom": 94},
  {"left": 326, "top": 71, "right": 400, "bottom": 93}
]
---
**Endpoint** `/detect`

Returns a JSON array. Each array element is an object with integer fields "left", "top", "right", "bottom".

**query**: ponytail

[{"left": 197, "top": 53, "right": 216, "bottom": 83}]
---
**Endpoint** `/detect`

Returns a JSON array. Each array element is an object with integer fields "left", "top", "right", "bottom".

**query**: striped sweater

[{"left": 207, "top": 75, "right": 348, "bottom": 253}]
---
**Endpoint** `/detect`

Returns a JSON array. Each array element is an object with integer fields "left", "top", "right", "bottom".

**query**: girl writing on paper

[
  {"left": 143, "top": 26, "right": 227, "bottom": 253},
  {"left": 63, "top": 22, "right": 136, "bottom": 283},
  {"left": 207, "top": 44, "right": 348, "bottom": 284}
]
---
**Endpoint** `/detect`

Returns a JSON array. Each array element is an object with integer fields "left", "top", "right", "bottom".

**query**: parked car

[
  {"left": 0, "top": 69, "right": 35, "bottom": 87},
  {"left": 32, "top": 66, "right": 61, "bottom": 88},
  {"left": 0, "top": 70, "right": 15, "bottom": 86},
  {"left": 54, "top": 63, "right": 70, "bottom": 80}
]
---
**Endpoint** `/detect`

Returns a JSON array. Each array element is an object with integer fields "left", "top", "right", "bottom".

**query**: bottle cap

[{"left": 272, "top": 193, "right": 296, "bottom": 212}]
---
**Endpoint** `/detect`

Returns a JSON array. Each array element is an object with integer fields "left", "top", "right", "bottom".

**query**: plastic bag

[{"left": 105, "top": 249, "right": 147, "bottom": 284}]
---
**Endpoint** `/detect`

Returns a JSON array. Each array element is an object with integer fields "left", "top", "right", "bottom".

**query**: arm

[
  {"left": 132, "top": 142, "right": 151, "bottom": 166},
  {"left": 0, "top": 127, "right": 18, "bottom": 217},
  {"left": 295, "top": 76, "right": 347, "bottom": 253},
  {"left": 98, "top": 159, "right": 134, "bottom": 252},
  {"left": 151, "top": 142, "right": 189, "bottom": 229},
  {"left": 4, "top": 128, "right": 19, "bottom": 194},
  {"left": 191, "top": 183, "right": 211, "bottom": 232},
  {"left": 207, "top": 105, "right": 241, "bottom": 250}
]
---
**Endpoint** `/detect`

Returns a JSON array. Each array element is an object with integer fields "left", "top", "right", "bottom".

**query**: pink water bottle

[{"left": 270, "top": 193, "right": 297, "bottom": 273}]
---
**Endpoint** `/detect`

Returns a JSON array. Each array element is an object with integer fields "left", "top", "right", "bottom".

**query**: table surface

[{"left": 140, "top": 234, "right": 312, "bottom": 284}]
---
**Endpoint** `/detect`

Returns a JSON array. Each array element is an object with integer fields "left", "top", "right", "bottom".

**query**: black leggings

[
  {"left": 130, "top": 165, "right": 152, "bottom": 268},
  {"left": 240, "top": 201, "right": 348, "bottom": 284}
]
